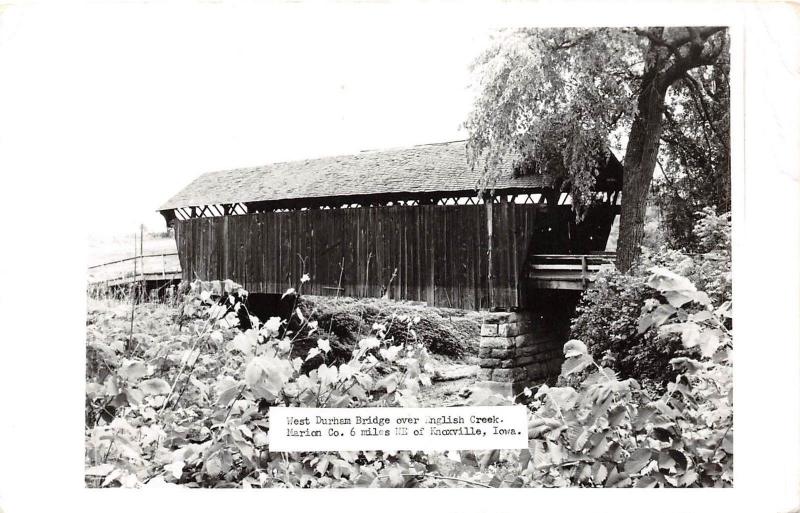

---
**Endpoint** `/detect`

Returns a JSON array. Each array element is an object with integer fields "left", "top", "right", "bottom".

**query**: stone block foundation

[{"left": 475, "top": 310, "right": 564, "bottom": 397}]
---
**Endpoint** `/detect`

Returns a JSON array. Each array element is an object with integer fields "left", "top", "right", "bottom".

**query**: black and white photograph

[
  {"left": 0, "top": 1, "right": 798, "bottom": 511},
  {"left": 83, "top": 21, "right": 735, "bottom": 489}
]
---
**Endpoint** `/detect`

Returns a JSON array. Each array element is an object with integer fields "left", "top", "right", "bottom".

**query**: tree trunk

[{"left": 616, "top": 45, "right": 668, "bottom": 272}]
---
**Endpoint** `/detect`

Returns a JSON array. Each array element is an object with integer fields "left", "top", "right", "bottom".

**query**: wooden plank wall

[{"left": 173, "top": 203, "right": 573, "bottom": 310}]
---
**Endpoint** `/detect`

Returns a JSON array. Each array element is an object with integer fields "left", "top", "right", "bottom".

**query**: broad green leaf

[
  {"left": 607, "top": 405, "right": 627, "bottom": 427},
  {"left": 624, "top": 448, "right": 653, "bottom": 474},
  {"left": 227, "top": 332, "right": 255, "bottom": 355},
  {"left": 716, "top": 300, "right": 732, "bottom": 318},
  {"left": 387, "top": 467, "right": 404, "bottom": 487},
  {"left": 589, "top": 432, "right": 609, "bottom": 458},
  {"left": 563, "top": 339, "right": 587, "bottom": 358},
  {"left": 605, "top": 467, "right": 631, "bottom": 488},
  {"left": 657, "top": 450, "right": 676, "bottom": 470},
  {"left": 592, "top": 462, "right": 608, "bottom": 484},
  {"left": 632, "top": 405, "right": 657, "bottom": 430},
  {"left": 651, "top": 304, "right": 678, "bottom": 327},
  {"left": 651, "top": 427, "right": 673, "bottom": 442},
  {"left": 697, "top": 329, "right": 722, "bottom": 358},
  {"left": 667, "top": 449, "right": 687, "bottom": 471},
  {"left": 646, "top": 267, "right": 696, "bottom": 293},
  {"left": 85, "top": 463, "right": 115, "bottom": 477},
  {"left": 305, "top": 347, "right": 321, "bottom": 361},
  {"left": 669, "top": 357, "right": 706, "bottom": 374},
  {"left": 377, "top": 373, "right": 399, "bottom": 394},
  {"left": 205, "top": 455, "right": 222, "bottom": 476},
  {"left": 636, "top": 476, "right": 658, "bottom": 488},
  {"left": 570, "top": 426, "right": 589, "bottom": 451},
  {"left": 546, "top": 387, "right": 579, "bottom": 411},
  {"left": 379, "top": 345, "right": 402, "bottom": 362},
  {"left": 663, "top": 290, "right": 693, "bottom": 308},
  {"left": 118, "top": 360, "right": 148, "bottom": 382},
  {"left": 659, "top": 321, "right": 700, "bottom": 348},
  {"left": 163, "top": 460, "right": 184, "bottom": 479},
  {"left": 215, "top": 376, "right": 241, "bottom": 405},
  {"left": 125, "top": 386, "right": 144, "bottom": 406},
  {"left": 678, "top": 469, "right": 699, "bottom": 486},
  {"left": 317, "top": 364, "right": 338, "bottom": 388},
  {"left": 139, "top": 378, "right": 170, "bottom": 396},
  {"left": 528, "top": 417, "right": 564, "bottom": 438},
  {"left": 248, "top": 356, "right": 294, "bottom": 396},
  {"left": 358, "top": 337, "right": 381, "bottom": 351},
  {"left": 244, "top": 359, "right": 263, "bottom": 387},
  {"left": 690, "top": 310, "right": 713, "bottom": 323},
  {"left": 561, "top": 353, "right": 593, "bottom": 376}
]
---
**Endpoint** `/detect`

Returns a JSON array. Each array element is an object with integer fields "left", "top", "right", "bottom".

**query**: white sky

[{"left": 0, "top": 3, "right": 491, "bottom": 237}]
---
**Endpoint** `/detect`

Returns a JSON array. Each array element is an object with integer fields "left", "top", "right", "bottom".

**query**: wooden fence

[{"left": 87, "top": 252, "right": 181, "bottom": 287}]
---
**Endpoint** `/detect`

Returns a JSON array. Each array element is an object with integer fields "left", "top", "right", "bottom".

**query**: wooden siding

[{"left": 173, "top": 203, "right": 617, "bottom": 310}]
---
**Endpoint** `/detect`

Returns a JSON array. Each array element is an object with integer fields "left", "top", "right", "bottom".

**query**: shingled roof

[{"left": 158, "top": 140, "right": 556, "bottom": 210}]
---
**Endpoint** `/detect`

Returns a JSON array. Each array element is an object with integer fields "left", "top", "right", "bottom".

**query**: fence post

[
  {"left": 140, "top": 224, "right": 145, "bottom": 298},
  {"left": 131, "top": 230, "right": 138, "bottom": 303}
]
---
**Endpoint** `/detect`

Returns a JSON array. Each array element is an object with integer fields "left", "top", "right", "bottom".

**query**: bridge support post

[{"left": 475, "top": 311, "right": 565, "bottom": 398}]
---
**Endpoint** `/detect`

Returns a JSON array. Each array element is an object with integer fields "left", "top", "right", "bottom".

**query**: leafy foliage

[
  {"left": 86, "top": 267, "right": 731, "bottom": 488},
  {"left": 571, "top": 208, "right": 731, "bottom": 388},
  {"left": 86, "top": 278, "right": 447, "bottom": 488},
  {"left": 569, "top": 268, "right": 682, "bottom": 389},
  {"left": 465, "top": 28, "right": 643, "bottom": 216},
  {"left": 521, "top": 267, "right": 732, "bottom": 488}
]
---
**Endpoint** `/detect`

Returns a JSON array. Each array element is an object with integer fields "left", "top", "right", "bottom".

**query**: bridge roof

[{"left": 159, "top": 140, "right": 621, "bottom": 210}]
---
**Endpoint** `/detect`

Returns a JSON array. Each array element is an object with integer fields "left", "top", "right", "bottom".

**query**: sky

[{"left": 0, "top": 3, "right": 493, "bottom": 238}]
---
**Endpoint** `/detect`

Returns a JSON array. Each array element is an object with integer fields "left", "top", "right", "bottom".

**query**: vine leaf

[
  {"left": 561, "top": 354, "right": 593, "bottom": 376},
  {"left": 139, "top": 378, "right": 170, "bottom": 396},
  {"left": 624, "top": 448, "right": 653, "bottom": 474}
]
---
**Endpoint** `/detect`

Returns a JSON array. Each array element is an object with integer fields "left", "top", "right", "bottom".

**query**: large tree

[{"left": 465, "top": 27, "right": 729, "bottom": 271}]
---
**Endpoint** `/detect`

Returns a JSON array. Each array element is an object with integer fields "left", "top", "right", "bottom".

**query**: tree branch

[
  {"left": 681, "top": 72, "right": 721, "bottom": 148},
  {"left": 634, "top": 28, "right": 679, "bottom": 57},
  {"left": 659, "top": 28, "right": 726, "bottom": 88}
]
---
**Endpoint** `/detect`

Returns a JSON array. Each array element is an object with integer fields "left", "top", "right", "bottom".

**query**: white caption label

[{"left": 268, "top": 406, "right": 528, "bottom": 451}]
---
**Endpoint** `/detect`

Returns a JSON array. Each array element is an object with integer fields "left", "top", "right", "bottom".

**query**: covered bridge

[{"left": 159, "top": 140, "right": 621, "bottom": 311}]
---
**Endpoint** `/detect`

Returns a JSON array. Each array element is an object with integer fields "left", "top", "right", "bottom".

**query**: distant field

[
  {"left": 87, "top": 232, "right": 180, "bottom": 283},
  {"left": 88, "top": 233, "right": 177, "bottom": 266}
]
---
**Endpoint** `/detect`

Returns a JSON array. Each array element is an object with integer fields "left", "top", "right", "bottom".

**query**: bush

[
  {"left": 570, "top": 208, "right": 731, "bottom": 389},
  {"left": 569, "top": 270, "right": 688, "bottom": 389}
]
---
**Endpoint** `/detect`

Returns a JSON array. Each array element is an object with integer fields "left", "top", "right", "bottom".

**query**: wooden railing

[
  {"left": 87, "top": 252, "right": 181, "bottom": 286},
  {"left": 527, "top": 252, "right": 616, "bottom": 290}
]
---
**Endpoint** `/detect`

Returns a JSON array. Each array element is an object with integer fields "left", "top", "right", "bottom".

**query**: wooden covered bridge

[
  {"left": 159, "top": 140, "right": 621, "bottom": 310},
  {"left": 159, "top": 140, "right": 622, "bottom": 390}
]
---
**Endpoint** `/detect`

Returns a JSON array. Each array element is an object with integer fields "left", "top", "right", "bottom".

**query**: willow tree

[{"left": 465, "top": 27, "right": 728, "bottom": 271}]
